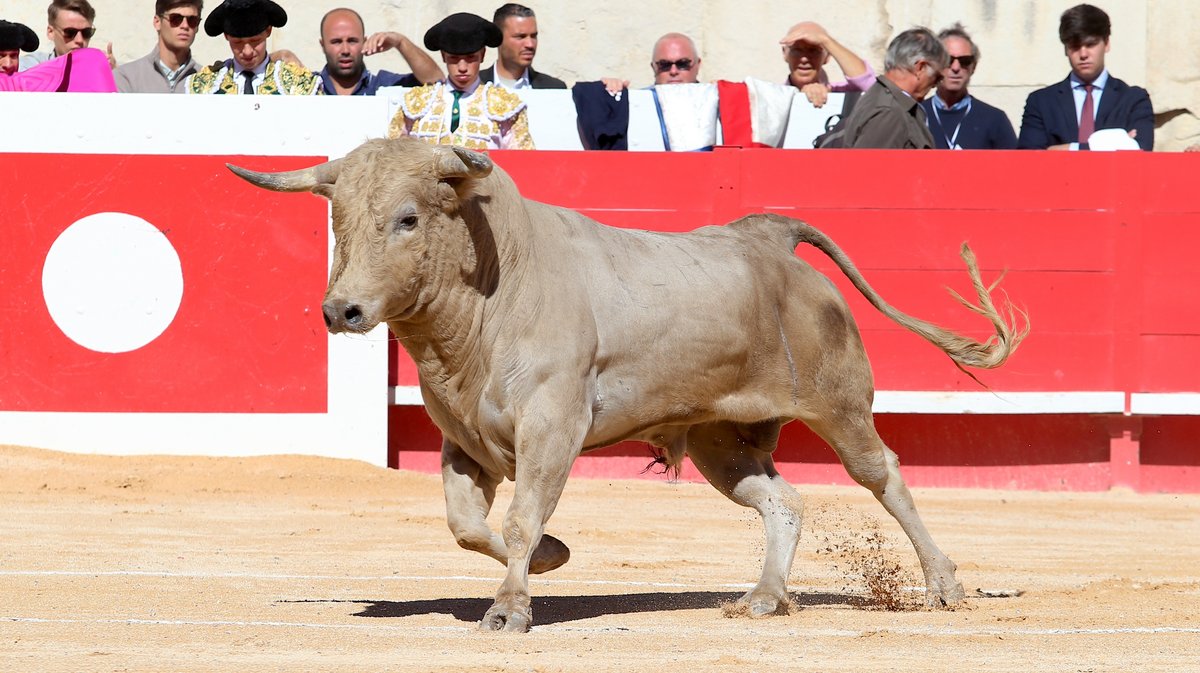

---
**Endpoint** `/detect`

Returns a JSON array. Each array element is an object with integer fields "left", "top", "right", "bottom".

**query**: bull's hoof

[
  {"left": 529, "top": 534, "right": 570, "bottom": 575},
  {"left": 740, "top": 589, "right": 791, "bottom": 618},
  {"left": 479, "top": 600, "right": 532, "bottom": 632},
  {"left": 924, "top": 570, "right": 967, "bottom": 609}
]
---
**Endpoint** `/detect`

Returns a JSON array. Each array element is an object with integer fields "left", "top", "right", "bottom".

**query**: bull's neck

[{"left": 390, "top": 183, "right": 531, "bottom": 413}]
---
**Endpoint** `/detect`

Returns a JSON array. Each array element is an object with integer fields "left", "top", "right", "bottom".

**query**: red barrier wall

[{"left": 387, "top": 149, "right": 1200, "bottom": 493}]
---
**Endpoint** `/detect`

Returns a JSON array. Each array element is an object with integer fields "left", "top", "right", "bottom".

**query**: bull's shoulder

[
  {"left": 401, "top": 84, "right": 439, "bottom": 118},
  {"left": 483, "top": 84, "right": 527, "bottom": 122}
]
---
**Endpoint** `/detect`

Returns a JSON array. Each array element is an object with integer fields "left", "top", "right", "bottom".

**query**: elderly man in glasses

[
  {"left": 651, "top": 32, "right": 700, "bottom": 85},
  {"left": 114, "top": 0, "right": 203, "bottom": 93},
  {"left": 917, "top": 23, "right": 1016, "bottom": 150},
  {"left": 779, "top": 21, "right": 873, "bottom": 108},
  {"left": 20, "top": 0, "right": 114, "bottom": 71},
  {"left": 841, "top": 27, "right": 947, "bottom": 149}
]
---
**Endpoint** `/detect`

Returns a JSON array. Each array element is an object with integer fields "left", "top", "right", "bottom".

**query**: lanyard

[{"left": 931, "top": 97, "right": 972, "bottom": 149}]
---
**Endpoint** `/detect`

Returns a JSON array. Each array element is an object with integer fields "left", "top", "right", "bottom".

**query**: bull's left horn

[
  {"left": 436, "top": 146, "right": 494, "bottom": 180},
  {"left": 226, "top": 158, "right": 344, "bottom": 193}
]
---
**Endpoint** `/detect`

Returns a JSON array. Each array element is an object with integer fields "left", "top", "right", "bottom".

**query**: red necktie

[{"left": 1078, "top": 84, "right": 1094, "bottom": 143}]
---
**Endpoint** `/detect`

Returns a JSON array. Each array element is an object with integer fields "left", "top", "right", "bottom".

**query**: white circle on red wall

[{"left": 42, "top": 212, "right": 184, "bottom": 354}]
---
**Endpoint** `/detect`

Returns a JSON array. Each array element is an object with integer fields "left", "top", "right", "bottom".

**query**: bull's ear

[{"left": 434, "top": 146, "right": 494, "bottom": 181}]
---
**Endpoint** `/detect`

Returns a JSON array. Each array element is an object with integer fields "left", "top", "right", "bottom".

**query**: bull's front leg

[{"left": 478, "top": 410, "right": 584, "bottom": 632}]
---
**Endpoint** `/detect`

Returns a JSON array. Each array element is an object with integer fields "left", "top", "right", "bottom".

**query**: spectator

[
  {"left": 318, "top": 7, "right": 440, "bottom": 95},
  {"left": 0, "top": 19, "right": 39, "bottom": 75},
  {"left": 185, "top": 0, "right": 321, "bottom": 95},
  {"left": 387, "top": 12, "right": 534, "bottom": 150},
  {"left": 651, "top": 32, "right": 700, "bottom": 85},
  {"left": 919, "top": 23, "right": 1016, "bottom": 149},
  {"left": 480, "top": 4, "right": 565, "bottom": 90},
  {"left": 20, "top": 0, "right": 115, "bottom": 71},
  {"left": 1017, "top": 3, "right": 1152, "bottom": 151},
  {"left": 841, "top": 27, "right": 946, "bottom": 149},
  {"left": 113, "top": 0, "right": 202, "bottom": 93},
  {"left": 779, "top": 21, "right": 873, "bottom": 108}
]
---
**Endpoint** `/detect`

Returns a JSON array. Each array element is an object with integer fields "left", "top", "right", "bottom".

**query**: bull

[{"left": 229, "top": 138, "right": 1026, "bottom": 632}]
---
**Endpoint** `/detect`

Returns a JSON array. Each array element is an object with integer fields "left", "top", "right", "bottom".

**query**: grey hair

[
  {"left": 884, "top": 27, "right": 949, "bottom": 73},
  {"left": 938, "top": 22, "right": 980, "bottom": 62}
]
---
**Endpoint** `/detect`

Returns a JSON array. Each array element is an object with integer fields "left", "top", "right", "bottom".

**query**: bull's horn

[
  {"left": 226, "top": 158, "right": 344, "bottom": 193},
  {"left": 436, "top": 146, "right": 494, "bottom": 180}
]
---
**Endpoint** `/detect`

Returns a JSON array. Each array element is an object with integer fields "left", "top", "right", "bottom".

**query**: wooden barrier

[{"left": 388, "top": 148, "right": 1200, "bottom": 493}]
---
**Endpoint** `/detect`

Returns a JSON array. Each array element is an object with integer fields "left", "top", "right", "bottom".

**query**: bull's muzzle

[{"left": 322, "top": 300, "right": 366, "bottom": 333}]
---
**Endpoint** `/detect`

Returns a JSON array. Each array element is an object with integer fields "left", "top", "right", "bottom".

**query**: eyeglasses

[
  {"left": 948, "top": 54, "right": 976, "bottom": 68},
  {"left": 56, "top": 25, "right": 96, "bottom": 40},
  {"left": 654, "top": 58, "right": 694, "bottom": 73},
  {"left": 161, "top": 13, "right": 201, "bottom": 29}
]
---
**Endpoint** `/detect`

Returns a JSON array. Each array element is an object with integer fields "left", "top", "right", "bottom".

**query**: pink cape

[{"left": 0, "top": 47, "right": 117, "bottom": 92}]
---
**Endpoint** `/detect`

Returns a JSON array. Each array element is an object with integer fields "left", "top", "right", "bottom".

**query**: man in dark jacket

[
  {"left": 920, "top": 23, "right": 1016, "bottom": 150},
  {"left": 1018, "top": 3, "right": 1152, "bottom": 151},
  {"left": 479, "top": 4, "right": 565, "bottom": 89}
]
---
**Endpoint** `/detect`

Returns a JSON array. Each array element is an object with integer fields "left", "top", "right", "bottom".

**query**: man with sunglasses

[
  {"left": 19, "top": 0, "right": 113, "bottom": 72},
  {"left": 651, "top": 33, "right": 700, "bottom": 85},
  {"left": 114, "top": 0, "right": 202, "bottom": 93},
  {"left": 185, "top": 0, "right": 320, "bottom": 95},
  {"left": 918, "top": 23, "right": 1016, "bottom": 150}
]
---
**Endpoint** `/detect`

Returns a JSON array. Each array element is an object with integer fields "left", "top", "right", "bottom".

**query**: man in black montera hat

[
  {"left": 184, "top": 0, "right": 320, "bottom": 95},
  {"left": 387, "top": 12, "right": 534, "bottom": 149},
  {"left": 0, "top": 19, "right": 39, "bottom": 75}
]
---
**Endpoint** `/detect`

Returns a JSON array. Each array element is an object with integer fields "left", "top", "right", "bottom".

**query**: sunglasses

[
  {"left": 654, "top": 58, "right": 694, "bottom": 73},
  {"left": 948, "top": 54, "right": 976, "bottom": 68},
  {"left": 56, "top": 25, "right": 96, "bottom": 40},
  {"left": 161, "top": 13, "right": 201, "bottom": 29}
]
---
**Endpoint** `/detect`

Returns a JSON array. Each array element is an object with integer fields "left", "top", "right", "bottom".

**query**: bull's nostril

[
  {"left": 321, "top": 305, "right": 335, "bottom": 328},
  {"left": 344, "top": 305, "right": 362, "bottom": 325}
]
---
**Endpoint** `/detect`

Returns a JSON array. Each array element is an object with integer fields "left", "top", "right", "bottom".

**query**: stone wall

[{"left": 3, "top": 0, "right": 1195, "bottom": 149}]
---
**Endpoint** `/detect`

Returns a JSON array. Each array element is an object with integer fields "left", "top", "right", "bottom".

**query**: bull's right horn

[{"left": 226, "top": 158, "right": 344, "bottom": 193}]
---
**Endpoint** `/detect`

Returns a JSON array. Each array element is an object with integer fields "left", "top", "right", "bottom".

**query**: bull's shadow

[{"left": 286, "top": 591, "right": 867, "bottom": 625}]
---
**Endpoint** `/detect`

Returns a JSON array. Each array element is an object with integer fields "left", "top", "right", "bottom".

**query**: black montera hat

[
  {"left": 204, "top": 0, "right": 287, "bottom": 38},
  {"left": 423, "top": 12, "right": 502, "bottom": 55},
  {"left": 0, "top": 19, "right": 39, "bottom": 52}
]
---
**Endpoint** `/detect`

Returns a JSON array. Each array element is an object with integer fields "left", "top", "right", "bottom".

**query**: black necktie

[{"left": 241, "top": 71, "right": 254, "bottom": 95}]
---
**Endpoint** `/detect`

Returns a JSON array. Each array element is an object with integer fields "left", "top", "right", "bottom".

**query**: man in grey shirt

[{"left": 114, "top": 0, "right": 202, "bottom": 93}]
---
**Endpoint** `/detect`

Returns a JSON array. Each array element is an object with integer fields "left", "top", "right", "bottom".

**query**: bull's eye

[{"left": 396, "top": 214, "right": 418, "bottom": 231}]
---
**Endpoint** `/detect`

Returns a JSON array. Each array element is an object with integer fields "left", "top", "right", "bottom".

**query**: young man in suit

[
  {"left": 1018, "top": 3, "right": 1153, "bottom": 151},
  {"left": 479, "top": 4, "right": 565, "bottom": 90}
]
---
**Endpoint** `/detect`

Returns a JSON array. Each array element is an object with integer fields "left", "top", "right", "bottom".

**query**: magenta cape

[{"left": 0, "top": 48, "right": 117, "bottom": 92}]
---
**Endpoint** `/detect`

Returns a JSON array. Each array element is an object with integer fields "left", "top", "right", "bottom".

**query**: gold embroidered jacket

[
  {"left": 388, "top": 80, "right": 535, "bottom": 150},
  {"left": 185, "top": 60, "right": 323, "bottom": 96}
]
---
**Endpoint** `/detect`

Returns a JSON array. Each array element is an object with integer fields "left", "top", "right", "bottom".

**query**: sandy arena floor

[{"left": 1, "top": 444, "right": 1198, "bottom": 672}]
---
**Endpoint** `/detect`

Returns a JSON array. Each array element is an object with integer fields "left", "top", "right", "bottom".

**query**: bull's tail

[{"left": 776, "top": 214, "right": 1028, "bottom": 372}]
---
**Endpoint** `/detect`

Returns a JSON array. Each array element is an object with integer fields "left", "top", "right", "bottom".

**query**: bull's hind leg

[
  {"left": 806, "top": 414, "right": 966, "bottom": 608},
  {"left": 441, "top": 440, "right": 569, "bottom": 575},
  {"left": 686, "top": 421, "right": 804, "bottom": 617}
]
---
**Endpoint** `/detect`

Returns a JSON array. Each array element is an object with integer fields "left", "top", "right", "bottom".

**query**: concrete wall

[{"left": 3, "top": 0, "right": 1196, "bottom": 149}]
